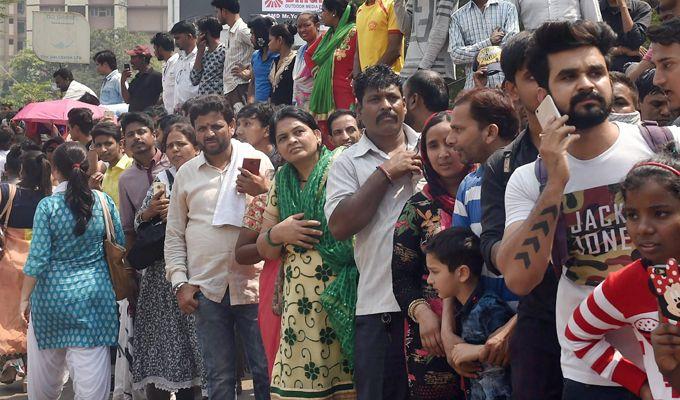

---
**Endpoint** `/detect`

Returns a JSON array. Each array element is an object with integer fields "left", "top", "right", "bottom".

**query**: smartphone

[
  {"left": 535, "top": 95, "right": 562, "bottom": 130},
  {"left": 152, "top": 182, "right": 166, "bottom": 197},
  {"left": 242, "top": 158, "right": 261, "bottom": 175},
  {"left": 649, "top": 258, "right": 680, "bottom": 325},
  {"left": 124, "top": 63, "right": 130, "bottom": 71}
]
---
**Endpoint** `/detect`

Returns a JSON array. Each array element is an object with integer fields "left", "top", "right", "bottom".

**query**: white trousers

[{"left": 27, "top": 322, "right": 111, "bottom": 400}]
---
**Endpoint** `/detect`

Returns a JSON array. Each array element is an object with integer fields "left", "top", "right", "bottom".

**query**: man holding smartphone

[
  {"left": 121, "top": 45, "right": 163, "bottom": 112},
  {"left": 496, "top": 20, "right": 680, "bottom": 399}
]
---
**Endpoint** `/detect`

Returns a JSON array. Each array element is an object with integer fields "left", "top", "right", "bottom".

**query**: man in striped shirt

[
  {"left": 448, "top": 0, "right": 519, "bottom": 89},
  {"left": 213, "top": 0, "right": 253, "bottom": 110},
  {"left": 449, "top": 87, "right": 520, "bottom": 310}
]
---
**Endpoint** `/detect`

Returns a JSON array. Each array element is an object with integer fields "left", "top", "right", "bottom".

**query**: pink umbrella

[{"left": 12, "top": 99, "right": 108, "bottom": 125}]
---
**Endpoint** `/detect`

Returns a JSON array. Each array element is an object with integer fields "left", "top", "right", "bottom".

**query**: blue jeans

[
  {"left": 194, "top": 290, "right": 270, "bottom": 400},
  {"left": 562, "top": 378, "right": 639, "bottom": 400}
]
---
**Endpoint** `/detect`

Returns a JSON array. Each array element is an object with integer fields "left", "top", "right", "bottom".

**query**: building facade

[{"left": 0, "top": 1, "right": 28, "bottom": 65}]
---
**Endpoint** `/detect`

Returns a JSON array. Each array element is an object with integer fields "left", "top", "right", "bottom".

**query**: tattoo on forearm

[{"left": 513, "top": 205, "right": 560, "bottom": 269}]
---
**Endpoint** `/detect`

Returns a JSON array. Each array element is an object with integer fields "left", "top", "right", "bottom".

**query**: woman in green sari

[
  {"left": 306, "top": 0, "right": 357, "bottom": 147},
  {"left": 256, "top": 106, "right": 357, "bottom": 400}
]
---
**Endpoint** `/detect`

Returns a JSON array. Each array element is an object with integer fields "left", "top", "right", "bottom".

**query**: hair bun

[{"left": 287, "top": 21, "right": 298, "bottom": 36}]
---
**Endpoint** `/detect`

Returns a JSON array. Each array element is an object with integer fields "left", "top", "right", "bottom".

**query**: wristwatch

[{"left": 172, "top": 282, "right": 187, "bottom": 296}]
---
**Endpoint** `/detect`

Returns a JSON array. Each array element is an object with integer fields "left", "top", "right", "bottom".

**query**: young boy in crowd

[{"left": 425, "top": 227, "right": 514, "bottom": 400}]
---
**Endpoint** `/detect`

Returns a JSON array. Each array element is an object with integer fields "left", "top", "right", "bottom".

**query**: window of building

[
  {"left": 40, "top": 6, "right": 65, "bottom": 12},
  {"left": 90, "top": 6, "right": 114, "bottom": 18},
  {"left": 17, "top": 1, "right": 25, "bottom": 15},
  {"left": 8, "top": 18, "right": 13, "bottom": 24},
  {"left": 9, "top": 39, "right": 14, "bottom": 45},
  {"left": 68, "top": 6, "right": 86, "bottom": 16},
  {"left": 17, "top": 22, "right": 25, "bottom": 33},
  {"left": 18, "top": 41, "right": 24, "bottom": 51}
]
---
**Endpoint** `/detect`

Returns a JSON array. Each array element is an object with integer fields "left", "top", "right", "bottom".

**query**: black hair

[
  {"left": 248, "top": 15, "right": 276, "bottom": 50},
  {"left": 648, "top": 17, "right": 680, "bottom": 46},
  {"left": 211, "top": 0, "right": 240, "bottom": 13},
  {"left": 197, "top": 16, "right": 223, "bottom": 39},
  {"left": 425, "top": 227, "right": 483, "bottom": 276},
  {"left": 53, "top": 68, "right": 73, "bottom": 81},
  {"left": 453, "top": 87, "right": 520, "bottom": 141},
  {"left": 53, "top": 142, "right": 93, "bottom": 236},
  {"left": 91, "top": 120, "right": 122, "bottom": 142},
  {"left": 159, "top": 114, "right": 187, "bottom": 136},
  {"left": 144, "top": 104, "right": 168, "bottom": 124},
  {"left": 189, "top": 94, "right": 235, "bottom": 127},
  {"left": 0, "top": 125, "right": 13, "bottom": 150},
  {"left": 269, "top": 106, "right": 319, "bottom": 146},
  {"left": 237, "top": 103, "right": 274, "bottom": 128},
  {"left": 93, "top": 50, "right": 118, "bottom": 70},
  {"left": 19, "top": 150, "right": 51, "bottom": 197},
  {"left": 170, "top": 20, "right": 197, "bottom": 37},
  {"left": 354, "top": 64, "right": 403, "bottom": 105},
  {"left": 270, "top": 21, "right": 297, "bottom": 47},
  {"left": 42, "top": 136, "right": 65, "bottom": 154},
  {"left": 622, "top": 143, "right": 680, "bottom": 201},
  {"left": 500, "top": 31, "right": 533, "bottom": 84},
  {"left": 120, "top": 112, "right": 156, "bottom": 134},
  {"left": 327, "top": 109, "right": 357, "bottom": 132},
  {"left": 610, "top": 71, "right": 639, "bottom": 107},
  {"left": 297, "top": 12, "right": 320, "bottom": 25},
  {"left": 151, "top": 32, "right": 175, "bottom": 52},
  {"left": 527, "top": 21, "right": 617, "bottom": 89},
  {"left": 4, "top": 145, "right": 21, "bottom": 179},
  {"left": 322, "top": 0, "right": 357, "bottom": 22},
  {"left": 67, "top": 108, "right": 94, "bottom": 135},
  {"left": 160, "top": 122, "right": 198, "bottom": 153},
  {"left": 404, "top": 70, "right": 449, "bottom": 112},
  {"left": 78, "top": 93, "right": 100, "bottom": 106},
  {"left": 636, "top": 69, "right": 665, "bottom": 101}
]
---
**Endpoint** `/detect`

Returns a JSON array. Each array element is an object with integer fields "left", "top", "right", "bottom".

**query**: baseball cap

[
  {"left": 474, "top": 46, "right": 503, "bottom": 76},
  {"left": 126, "top": 45, "right": 152, "bottom": 57}
]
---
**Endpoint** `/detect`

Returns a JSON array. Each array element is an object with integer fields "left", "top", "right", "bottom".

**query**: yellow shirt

[
  {"left": 356, "top": 0, "right": 405, "bottom": 72},
  {"left": 102, "top": 154, "right": 133, "bottom": 209}
]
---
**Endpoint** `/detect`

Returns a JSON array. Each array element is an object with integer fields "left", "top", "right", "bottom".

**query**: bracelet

[
  {"left": 266, "top": 227, "right": 284, "bottom": 247},
  {"left": 172, "top": 282, "right": 187, "bottom": 296},
  {"left": 376, "top": 165, "right": 393, "bottom": 184},
  {"left": 407, "top": 298, "right": 430, "bottom": 322}
]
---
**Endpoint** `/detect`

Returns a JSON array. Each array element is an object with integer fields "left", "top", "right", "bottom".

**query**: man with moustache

[
  {"left": 650, "top": 18, "right": 680, "bottom": 127},
  {"left": 326, "top": 64, "right": 420, "bottom": 400},
  {"left": 151, "top": 32, "right": 179, "bottom": 114},
  {"left": 164, "top": 95, "right": 272, "bottom": 399},
  {"left": 495, "top": 20, "right": 680, "bottom": 399},
  {"left": 480, "top": 31, "right": 564, "bottom": 400}
]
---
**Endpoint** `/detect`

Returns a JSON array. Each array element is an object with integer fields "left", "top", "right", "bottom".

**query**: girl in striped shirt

[{"left": 565, "top": 146, "right": 680, "bottom": 400}]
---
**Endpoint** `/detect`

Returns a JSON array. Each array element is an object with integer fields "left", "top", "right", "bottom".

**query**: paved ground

[{"left": 0, "top": 378, "right": 255, "bottom": 399}]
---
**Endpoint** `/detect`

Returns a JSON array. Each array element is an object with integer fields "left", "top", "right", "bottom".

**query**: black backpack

[{"left": 534, "top": 121, "right": 674, "bottom": 273}]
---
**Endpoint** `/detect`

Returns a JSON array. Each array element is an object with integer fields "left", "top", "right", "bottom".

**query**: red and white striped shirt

[{"left": 565, "top": 259, "right": 680, "bottom": 399}]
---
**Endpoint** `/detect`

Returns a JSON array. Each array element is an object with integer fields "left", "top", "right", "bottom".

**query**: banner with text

[{"left": 262, "top": 0, "right": 322, "bottom": 13}]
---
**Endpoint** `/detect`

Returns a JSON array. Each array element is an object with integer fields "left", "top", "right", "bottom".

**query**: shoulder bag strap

[
  {"left": 1, "top": 184, "right": 17, "bottom": 228},
  {"left": 95, "top": 191, "right": 114, "bottom": 243}
]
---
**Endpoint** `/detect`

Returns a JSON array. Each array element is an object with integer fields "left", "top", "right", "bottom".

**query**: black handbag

[{"left": 126, "top": 171, "right": 174, "bottom": 270}]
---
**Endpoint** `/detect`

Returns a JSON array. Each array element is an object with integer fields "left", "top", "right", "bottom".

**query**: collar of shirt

[
  {"left": 229, "top": 17, "right": 246, "bottom": 33},
  {"left": 457, "top": 279, "right": 486, "bottom": 319},
  {"left": 196, "top": 150, "right": 232, "bottom": 173},
  {"left": 465, "top": 0, "right": 500, "bottom": 11},
  {"left": 352, "top": 123, "right": 420, "bottom": 159},
  {"left": 179, "top": 46, "right": 198, "bottom": 61},
  {"left": 111, "top": 154, "right": 133, "bottom": 171},
  {"left": 133, "top": 148, "right": 163, "bottom": 171},
  {"left": 54, "top": 181, "right": 68, "bottom": 194},
  {"left": 104, "top": 69, "right": 119, "bottom": 82}
]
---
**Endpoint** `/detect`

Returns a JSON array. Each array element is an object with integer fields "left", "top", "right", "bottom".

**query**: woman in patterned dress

[
  {"left": 132, "top": 122, "right": 203, "bottom": 400},
  {"left": 391, "top": 112, "right": 471, "bottom": 399},
  {"left": 256, "top": 106, "right": 357, "bottom": 399},
  {"left": 20, "top": 142, "right": 122, "bottom": 399}
]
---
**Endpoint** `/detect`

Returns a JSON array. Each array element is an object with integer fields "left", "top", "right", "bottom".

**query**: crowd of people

[{"left": 1, "top": 0, "right": 680, "bottom": 399}]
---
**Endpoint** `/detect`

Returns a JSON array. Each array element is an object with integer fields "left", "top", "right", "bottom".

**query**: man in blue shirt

[
  {"left": 94, "top": 50, "right": 125, "bottom": 105},
  {"left": 448, "top": 87, "right": 520, "bottom": 309}
]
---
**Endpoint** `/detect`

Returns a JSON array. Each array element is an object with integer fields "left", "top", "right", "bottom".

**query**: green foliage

[
  {"left": 0, "top": 0, "right": 17, "bottom": 20},
  {"left": 1, "top": 82, "right": 54, "bottom": 107}
]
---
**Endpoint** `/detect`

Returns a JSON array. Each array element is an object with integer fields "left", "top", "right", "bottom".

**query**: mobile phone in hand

[
  {"left": 535, "top": 95, "right": 562, "bottom": 130},
  {"left": 650, "top": 258, "right": 680, "bottom": 325},
  {"left": 124, "top": 63, "right": 131, "bottom": 71},
  {"left": 152, "top": 182, "right": 166, "bottom": 197},
  {"left": 242, "top": 158, "right": 261, "bottom": 175}
]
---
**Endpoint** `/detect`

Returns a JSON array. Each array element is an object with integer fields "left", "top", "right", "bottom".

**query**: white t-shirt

[
  {"left": 162, "top": 53, "right": 179, "bottom": 114},
  {"left": 504, "top": 122, "right": 680, "bottom": 386}
]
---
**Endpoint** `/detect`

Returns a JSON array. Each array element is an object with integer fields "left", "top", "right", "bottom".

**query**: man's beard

[
  {"left": 566, "top": 91, "right": 611, "bottom": 130},
  {"left": 202, "top": 137, "right": 229, "bottom": 155}
]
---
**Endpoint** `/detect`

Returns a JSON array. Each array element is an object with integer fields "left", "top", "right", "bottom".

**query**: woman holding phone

[{"left": 131, "top": 122, "right": 203, "bottom": 400}]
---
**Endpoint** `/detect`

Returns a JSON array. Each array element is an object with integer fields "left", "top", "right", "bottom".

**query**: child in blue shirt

[{"left": 425, "top": 227, "right": 514, "bottom": 400}]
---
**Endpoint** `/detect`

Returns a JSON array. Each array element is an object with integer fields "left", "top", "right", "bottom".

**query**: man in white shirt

[
  {"left": 53, "top": 68, "right": 97, "bottom": 101},
  {"left": 511, "top": 0, "right": 602, "bottom": 30},
  {"left": 151, "top": 32, "right": 179, "bottom": 114},
  {"left": 170, "top": 21, "right": 199, "bottom": 112},
  {"left": 165, "top": 94, "right": 272, "bottom": 400},
  {"left": 213, "top": 0, "right": 253, "bottom": 109},
  {"left": 496, "top": 20, "right": 680, "bottom": 399}
]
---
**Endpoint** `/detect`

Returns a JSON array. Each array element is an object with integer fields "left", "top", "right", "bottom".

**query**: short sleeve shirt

[{"left": 356, "top": 0, "right": 405, "bottom": 72}]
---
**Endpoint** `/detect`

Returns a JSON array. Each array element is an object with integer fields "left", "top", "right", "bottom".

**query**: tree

[{"left": 0, "top": 49, "right": 56, "bottom": 107}]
